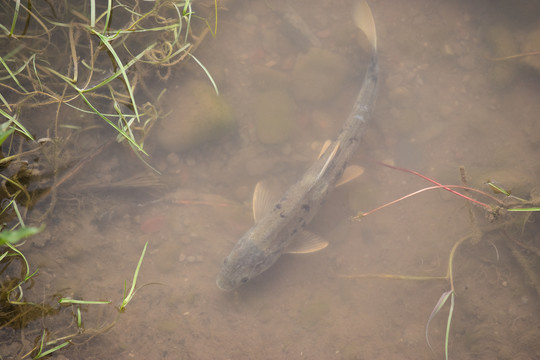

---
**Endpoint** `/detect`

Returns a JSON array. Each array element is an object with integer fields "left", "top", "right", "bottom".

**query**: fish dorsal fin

[
  {"left": 354, "top": 1, "right": 377, "bottom": 51},
  {"left": 252, "top": 180, "right": 282, "bottom": 222},
  {"left": 336, "top": 165, "right": 365, "bottom": 187},
  {"left": 285, "top": 231, "right": 329, "bottom": 254},
  {"left": 318, "top": 140, "right": 332, "bottom": 159}
]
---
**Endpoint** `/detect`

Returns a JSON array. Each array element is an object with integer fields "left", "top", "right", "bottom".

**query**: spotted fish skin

[{"left": 217, "top": 1, "right": 379, "bottom": 291}]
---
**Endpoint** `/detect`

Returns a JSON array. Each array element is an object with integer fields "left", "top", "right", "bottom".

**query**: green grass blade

[
  {"left": 12, "top": 200, "right": 25, "bottom": 227},
  {"left": 507, "top": 207, "right": 540, "bottom": 212},
  {"left": 89, "top": 29, "right": 140, "bottom": 123},
  {"left": 9, "top": 0, "right": 21, "bottom": 36},
  {"left": 0, "top": 126, "right": 15, "bottom": 146},
  {"left": 30, "top": 54, "right": 44, "bottom": 91},
  {"left": 0, "top": 23, "right": 9, "bottom": 35},
  {"left": 130, "top": 147, "right": 161, "bottom": 174},
  {"left": 444, "top": 292, "right": 455, "bottom": 360},
  {"left": 486, "top": 181, "right": 511, "bottom": 196},
  {"left": 212, "top": 0, "right": 218, "bottom": 36},
  {"left": 90, "top": 0, "right": 96, "bottom": 28},
  {"left": 0, "top": 198, "right": 15, "bottom": 217},
  {"left": 43, "top": 66, "right": 146, "bottom": 153},
  {"left": 0, "top": 56, "right": 28, "bottom": 92},
  {"left": 0, "top": 93, "right": 12, "bottom": 111},
  {"left": 79, "top": 92, "right": 145, "bottom": 153},
  {"left": 58, "top": 298, "right": 111, "bottom": 305},
  {"left": 103, "top": 0, "right": 113, "bottom": 33},
  {"left": 34, "top": 339, "right": 71, "bottom": 359},
  {"left": 426, "top": 290, "right": 453, "bottom": 352},
  {"left": 4, "top": 242, "right": 38, "bottom": 282},
  {"left": 76, "top": 89, "right": 146, "bottom": 153},
  {"left": 120, "top": 241, "right": 148, "bottom": 311},
  {"left": 77, "top": 307, "right": 83, "bottom": 329},
  {"left": 2, "top": 44, "right": 25, "bottom": 61},
  {"left": 182, "top": 1, "right": 193, "bottom": 44},
  {"left": 0, "top": 55, "right": 34, "bottom": 83},
  {"left": 0, "top": 108, "right": 35, "bottom": 140},
  {"left": 187, "top": 53, "right": 219, "bottom": 95},
  {"left": 170, "top": 3, "right": 185, "bottom": 45},
  {"left": 82, "top": 42, "right": 157, "bottom": 92},
  {"left": 33, "top": 330, "right": 47, "bottom": 359}
]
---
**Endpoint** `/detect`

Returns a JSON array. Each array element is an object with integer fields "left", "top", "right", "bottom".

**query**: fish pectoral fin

[
  {"left": 285, "top": 231, "right": 329, "bottom": 254},
  {"left": 316, "top": 141, "right": 341, "bottom": 182},
  {"left": 336, "top": 165, "right": 365, "bottom": 187},
  {"left": 253, "top": 180, "right": 282, "bottom": 222},
  {"left": 317, "top": 140, "right": 332, "bottom": 159}
]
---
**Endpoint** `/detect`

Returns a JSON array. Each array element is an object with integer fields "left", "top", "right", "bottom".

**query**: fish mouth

[{"left": 216, "top": 274, "right": 235, "bottom": 291}]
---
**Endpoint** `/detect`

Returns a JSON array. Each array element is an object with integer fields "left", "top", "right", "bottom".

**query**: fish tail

[{"left": 354, "top": 1, "right": 377, "bottom": 51}]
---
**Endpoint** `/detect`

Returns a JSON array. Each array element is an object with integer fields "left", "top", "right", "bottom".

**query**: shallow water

[{"left": 2, "top": 0, "right": 540, "bottom": 359}]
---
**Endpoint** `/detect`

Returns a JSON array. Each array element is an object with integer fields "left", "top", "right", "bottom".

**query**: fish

[{"left": 216, "top": 1, "right": 378, "bottom": 291}]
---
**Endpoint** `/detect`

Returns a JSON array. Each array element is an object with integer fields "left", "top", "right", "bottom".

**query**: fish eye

[{"left": 240, "top": 277, "right": 249, "bottom": 284}]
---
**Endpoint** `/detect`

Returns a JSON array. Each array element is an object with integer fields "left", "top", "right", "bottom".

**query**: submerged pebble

[{"left": 155, "top": 80, "right": 236, "bottom": 153}]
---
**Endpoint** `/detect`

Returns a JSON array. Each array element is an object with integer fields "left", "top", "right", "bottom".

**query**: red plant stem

[
  {"left": 359, "top": 184, "right": 494, "bottom": 217},
  {"left": 375, "top": 162, "right": 493, "bottom": 210}
]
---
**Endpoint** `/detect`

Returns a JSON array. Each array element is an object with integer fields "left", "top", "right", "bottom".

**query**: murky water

[{"left": 2, "top": 0, "right": 540, "bottom": 359}]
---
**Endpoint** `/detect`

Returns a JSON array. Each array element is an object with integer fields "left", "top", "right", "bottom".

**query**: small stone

[{"left": 155, "top": 80, "right": 236, "bottom": 153}]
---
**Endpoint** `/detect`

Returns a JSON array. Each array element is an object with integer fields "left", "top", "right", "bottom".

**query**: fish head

[{"left": 216, "top": 233, "right": 282, "bottom": 291}]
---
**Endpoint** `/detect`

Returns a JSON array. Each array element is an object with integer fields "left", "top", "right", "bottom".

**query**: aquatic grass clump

[
  {"left": 0, "top": 223, "right": 48, "bottom": 335},
  {"left": 1, "top": 233, "right": 150, "bottom": 358},
  {"left": 0, "top": 1, "right": 221, "bottom": 222},
  {"left": 0, "top": 0, "right": 218, "bottom": 154},
  {"left": 0, "top": 2, "right": 205, "bottom": 356}
]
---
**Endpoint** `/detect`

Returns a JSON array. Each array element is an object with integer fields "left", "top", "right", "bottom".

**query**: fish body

[{"left": 217, "top": 1, "right": 378, "bottom": 291}]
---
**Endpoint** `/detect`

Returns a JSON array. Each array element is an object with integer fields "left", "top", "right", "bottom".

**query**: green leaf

[{"left": 0, "top": 225, "right": 45, "bottom": 246}]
